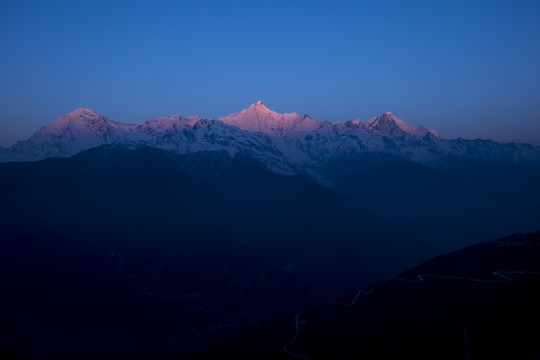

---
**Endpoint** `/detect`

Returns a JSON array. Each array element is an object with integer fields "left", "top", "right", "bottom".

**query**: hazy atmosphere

[
  {"left": 2, "top": 2, "right": 540, "bottom": 360},
  {"left": 1, "top": 0, "right": 539, "bottom": 146}
]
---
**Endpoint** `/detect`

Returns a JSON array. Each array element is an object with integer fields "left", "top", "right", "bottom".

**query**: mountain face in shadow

[
  {"left": 1, "top": 93, "right": 540, "bottom": 360},
  {"left": 1, "top": 145, "right": 435, "bottom": 359},
  {"left": 194, "top": 231, "right": 540, "bottom": 360},
  {"left": 2, "top": 104, "right": 539, "bottom": 250}
]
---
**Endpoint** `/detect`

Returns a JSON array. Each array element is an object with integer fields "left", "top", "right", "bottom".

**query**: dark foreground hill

[
  {"left": 0, "top": 145, "right": 429, "bottom": 359},
  {"left": 193, "top": 231, "right": 540, "bottom": 360},
  {"left": 1, "top": 144, "right": 539, "bottom": 359}
]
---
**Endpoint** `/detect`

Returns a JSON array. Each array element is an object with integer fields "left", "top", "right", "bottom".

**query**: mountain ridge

[
  {"left": 0, "top": 102, "right": 444, "bottom": 143},
  {"left": 1, "top": 102, "right": 539, "bottom": 183},
  {"left": 193, "top": 231, "right": 540, "bottom": 360},
  {"left": 1, "top": 116, "right": 540, "bottom": 359}
]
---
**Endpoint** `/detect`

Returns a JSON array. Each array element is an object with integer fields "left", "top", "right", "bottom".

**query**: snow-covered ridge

[
  {"left": 16, "top": 102, "right": 440, "bottom": 140},
  {"left": 366, "top": 112, "right": 440, "bottom": 138},
  {"left": 1, "top": 102, "right": 539, "bottom": 179},
  {"left": 216, "top": 100, "right": 336, "bottom": 136}
]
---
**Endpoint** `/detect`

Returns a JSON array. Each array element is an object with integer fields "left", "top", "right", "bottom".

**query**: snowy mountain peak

[
  {"left": 377, "top": 112, "right": 400, "bottom": 123},
  {"left": 427, "top": 129, "right": 442, "bottom": 139},
  {"left": 3, "top": 105, "right": 540, "bottom": 172},
  {"left": 218, "top": 101, "right": 305, "bottom": 136},
  {"left": 137, "top": 114, "right": 202, "bottom": 133},
  {"left": 52, "top": 107, "right": 104, "bottom": 125},
  {"left": 366, "top": 116, "right": 378, "bottom": 126},
  {"left": 246, "top": 100, "right": 273, "bottom": 113},
  {"left": 164, "top": 114, "right": 182, "bottom": 120},
  {"left": 37, "top": 108, "right": 117, "bottom": 136},
  {"left": 148, "top": 114, "right": 200, "bottom": 123},
  {"left": 368, "top": 112, "right": 432, "bottom": 137},
  {"left": 350, "top": 119, "right": 366, "bottom": 129},
  {"left": 67, "top": 107, "right": 100, "bottom": 117},
  {"left": 0, "top": 108, "right": 126, "bottom": 162}
]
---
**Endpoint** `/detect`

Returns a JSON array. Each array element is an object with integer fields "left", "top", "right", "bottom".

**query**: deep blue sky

[{"left": 1, "top": 0, "right": 539, "bottom": 146}]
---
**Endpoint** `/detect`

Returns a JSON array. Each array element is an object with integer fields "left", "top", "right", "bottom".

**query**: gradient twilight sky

[{"left": 1, "top": 0, "right": 539, "bottom": 146}]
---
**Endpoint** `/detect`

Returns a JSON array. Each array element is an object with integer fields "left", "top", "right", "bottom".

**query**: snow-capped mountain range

[{"left": 1, "top": 101, "right": 539, "bottom": 182}]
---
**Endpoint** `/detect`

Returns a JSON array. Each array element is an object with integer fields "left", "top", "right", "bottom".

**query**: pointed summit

[
  {"left": 137, "top": 114, "right": 201, "bottom": 133},
  {"left": 245, "top": 100, "right": 271, "bottom": 113},
  {"left": 36, "top": 108, "right": 121, "bottom": 137},
  {"left": 367, "top": 112, "right": 432, "bottom": 137},
  {"left": 3, "top": 107, "right": 127, "bottom": 162},
  {"left": 49, "top": 107, "right": 105, "bottom": 127},
  {"left": 219, "top": 102, "right": 307, "bottom": 136},
  {"left": 66, "top": 107, "right": 100, "bottom": 117}
]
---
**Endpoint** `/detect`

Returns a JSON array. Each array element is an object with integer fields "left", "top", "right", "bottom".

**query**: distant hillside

[{"left": 194, "top": 231, "right": 540, "bottom": 360}]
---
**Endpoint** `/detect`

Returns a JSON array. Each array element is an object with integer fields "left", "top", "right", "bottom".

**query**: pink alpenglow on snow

[
  {"left": 2, "top": 101, "right": 535, "bottom": 172},
  {"left": 218, "top": 101, "right": 306, "bottom": 136}
]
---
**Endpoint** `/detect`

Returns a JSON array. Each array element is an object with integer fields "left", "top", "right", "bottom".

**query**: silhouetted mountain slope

[
  {"left": 0, "top": 145, "right": 432, "bottom": 359},
  {"left": 319, "top": 152, "right": 450, "bottom": 200},
  {"left": 0, "top": 348, "right": 45, "bottom": 360},
  {"left": 193, "top": 231, "right": 540, "bottom": 360},
  {"left": 1, "top": 104, "right": 539, "bottom": 360},
  {"left": 3, "top": 104, "right": 539, "bottom": 248}
]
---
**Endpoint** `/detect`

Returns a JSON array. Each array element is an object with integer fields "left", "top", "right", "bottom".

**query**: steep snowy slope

[
  {"left": 0, "top": 108, "right": 128, "bottom": 162},
  {"left": 1, "top": 102, "right": 539, "bottom": 179},
  {"left": 366, "top": 112, "right": 437, "bottom": 137},
  {"left": 218, "top": 101, "right": 307, "bottom": 136},
  {"left": 134, "top": 114, "right": 201, "bottom": 134}
]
